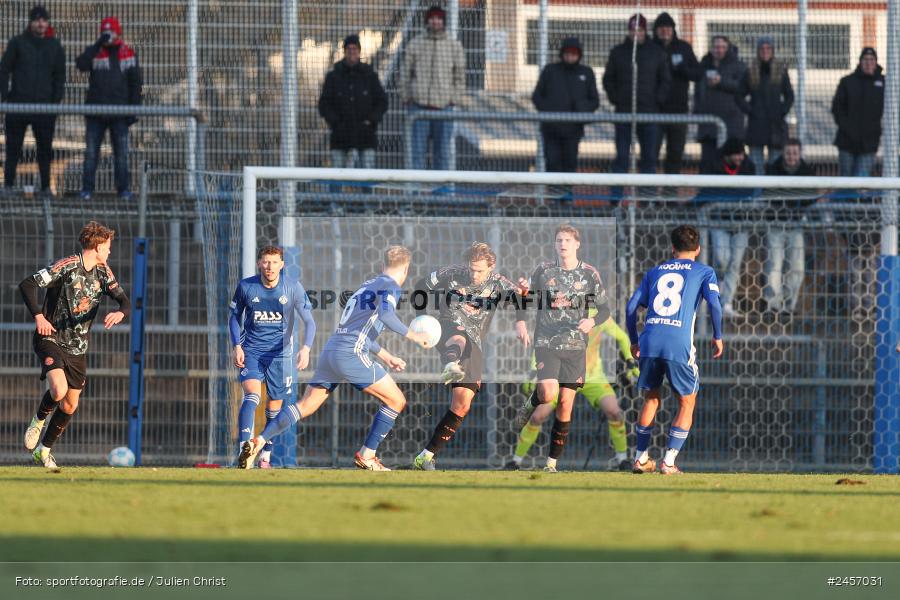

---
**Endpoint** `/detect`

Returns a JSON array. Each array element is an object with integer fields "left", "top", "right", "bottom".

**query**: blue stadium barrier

[
  {"left": 128, "top": 238, "right": 148, "bottom": 465},
  {"left": 874, "top": 255, "right": 900, "bottom": 474}
]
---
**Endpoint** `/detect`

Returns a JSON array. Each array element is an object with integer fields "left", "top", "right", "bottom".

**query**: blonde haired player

[{"left": 412, "top": 242, "right": 526, "bottom": 470}]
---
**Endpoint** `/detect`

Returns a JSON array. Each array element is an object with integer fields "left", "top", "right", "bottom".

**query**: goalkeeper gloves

[{"left": 624, "top": 358, "right": 639, "bottom": 384}]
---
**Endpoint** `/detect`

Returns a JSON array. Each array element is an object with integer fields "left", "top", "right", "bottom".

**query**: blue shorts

[
  {"left": 637, "top": 356, "right": 699, "bottom": 397},
  {"left": 309, "top": 346, "right": 387, "bottom": 392},
  {"left": 239, "top": 352, "right": 295, "bottom": 400}
]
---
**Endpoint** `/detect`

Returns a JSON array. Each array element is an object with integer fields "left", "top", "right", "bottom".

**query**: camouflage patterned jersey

[
  {"left": 416, "top": 265, "right": 520, "bottom": 348},
  {"left": 19, "top": 254, "right": 130, "bottom": 355},
  {"left": 526, "top": 260, "right": 610, "bottom": 351}
]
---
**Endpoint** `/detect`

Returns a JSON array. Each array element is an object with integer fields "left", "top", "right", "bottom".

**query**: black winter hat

[
  {"left": 425, "top": 5, "right": 446, "bottom": 21},
  {"left": 720, "top": 137, "right": 746, "bottom": 156},
  {"left": 860, "top": 47, "right": 877, "bottom": 61},
  {"left": 29, "top": 5, "right": 49, "bottom": 21},
  {"left": 559, "top": 36, "right": 582, "bottom": 57},
  {"left": 343, "top": 34, "right": 360, "bottom": 49},
  {"left": 653, "top": 12, "right": 676, "bottom": 31}
]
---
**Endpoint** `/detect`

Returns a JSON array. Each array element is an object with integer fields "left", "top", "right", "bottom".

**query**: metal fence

[{"left": 1, "top": 1, "right": 897, "bottom": 193}]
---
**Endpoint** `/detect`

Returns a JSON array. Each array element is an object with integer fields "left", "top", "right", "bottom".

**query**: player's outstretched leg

[
  {"left": 258, "top": 400, "right": 282, "bottom": 469},
  {"left": 25, "top": 390, "right": 61, "bottom": 451},
  {"left": 415, "top": 384, "right": 477, "bottom": 470},
  {"left": 439, "top": 334, "right": 468, "bottom": 385},
  {"left": 659, "top": 393, "right": 695, "bottom": 475},
  {"left": 505, "top": 401, "right": 555, "bottom": 469},
  {"left": 356, "top": 376, "right": 406, "bottom": 471},
  {"left": 239, "top": 385, "right": 330, "bottom": 469},
  {"left": 633, "top": 389, "right": 660, "bottom": 474},
  {"left": 514, "top": 390, "right": 540, "bottom": 431}
]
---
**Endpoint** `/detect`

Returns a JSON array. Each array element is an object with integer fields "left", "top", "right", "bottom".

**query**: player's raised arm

[{"left": 701, "top": 270, "right": 724, "bottom": 358}]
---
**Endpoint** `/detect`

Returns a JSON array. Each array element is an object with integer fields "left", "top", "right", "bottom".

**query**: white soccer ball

[
  {"left": 409, "top": 315, "right": 442, "bottom": 349},
  {"left": 108, "top": 446, "right": 135, "bottom": 467}
]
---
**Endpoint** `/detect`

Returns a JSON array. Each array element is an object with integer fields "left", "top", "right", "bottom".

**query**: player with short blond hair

[{"left": 20, "top": 221, "right": 130, "bottom": 469}]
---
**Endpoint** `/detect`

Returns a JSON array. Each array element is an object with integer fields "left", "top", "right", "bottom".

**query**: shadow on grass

[{"left": 1, "top": 535, "right": 896, "bottom": 563}]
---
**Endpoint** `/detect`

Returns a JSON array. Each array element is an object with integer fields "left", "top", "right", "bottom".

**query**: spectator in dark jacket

[
  {"left": 602, "top": 14, "right": 670, "bottom": 177},
  {"left": 832, "top": 47, "right": 884, "bottom": 177},
  {"left": 695, "top": 36, "right": 747, "bottom": 172},
  {"left": 762, "top": 138, "right": 815, "bottom": 314},
  {"left": 318, "top": 34, "right": 387, "bottom": 192},
  {"left": 0, "top": 5, "right": 65, "bottom": 194},
  {"left": 697, "top": 138, "right": 756, "bottom": 318},
  {"left": 738, "top": 36, "right": 794, "bottom": 174},
  {"left": 652, "top": 12, "right": 702, "bottom": 174},
  {"left": 76, "top": 17, "right": 142, "bottom": 200},
  {"left": 532, "top": 36, "right": 599, "bottom": 173}
]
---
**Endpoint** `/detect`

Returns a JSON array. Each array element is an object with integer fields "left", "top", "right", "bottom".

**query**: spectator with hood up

[{"left": 532, "top": 36, "right": 599, "bottom": 173}]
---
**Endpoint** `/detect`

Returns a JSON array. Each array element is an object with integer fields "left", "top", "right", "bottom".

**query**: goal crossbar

[{"left": 241, "top": 166, "right": 900, "bottom": 278}]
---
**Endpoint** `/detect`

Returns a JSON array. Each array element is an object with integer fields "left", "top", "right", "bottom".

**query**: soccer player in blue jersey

[
  {"left": 626, "top": 225, "right": 724, "bottom": 475},
  {"left": 238, "top": 246, "right": 433, "bottom": 471},
  {"left": 229, "top": 246, "right": 316, "bottom": 468}
]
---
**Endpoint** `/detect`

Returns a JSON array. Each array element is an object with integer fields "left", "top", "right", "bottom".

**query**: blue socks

[
  {"left": 263, "top": 407, "right": 280, "bottom": 452},
  {"left": 635, "top": 423, "right": 653, "bottom": 457},
  {"left": 259, "top": 404, "right": 301, "bottom": 441},
  {"left": 238, "top": 393, "right": 260, "bottom": 445},
  {"left": 663, "top": 426, "right": 690, "bottom": 466},
  {"left": 363, "top": 405, "right": 399, "bottom": 452}
]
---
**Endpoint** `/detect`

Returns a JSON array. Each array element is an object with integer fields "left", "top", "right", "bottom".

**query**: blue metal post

[
  {"left": 874, "top": 256, "right": 900, "bottom": 473},
  {"left": 271, "top": 246, "right": 302, "bottom": 467},
  {"left": 128, "top": 238, "right": 148, "bottom": 465}
]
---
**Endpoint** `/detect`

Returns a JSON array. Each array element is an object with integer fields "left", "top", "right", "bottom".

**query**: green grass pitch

[{"left": 1, "top": 467, "right": 898, "bottom": 562}]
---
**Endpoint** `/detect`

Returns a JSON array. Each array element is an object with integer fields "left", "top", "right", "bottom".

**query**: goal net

[{"left": 196, "top": 168, "right": 899, "bottom": 472}]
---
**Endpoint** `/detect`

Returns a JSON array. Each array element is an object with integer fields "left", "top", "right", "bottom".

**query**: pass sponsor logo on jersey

[{"left": 253, "top": 310, "right": 283, "bottom": 323}]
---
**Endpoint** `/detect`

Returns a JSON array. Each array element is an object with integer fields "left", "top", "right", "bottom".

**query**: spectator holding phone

[{"left": 76, "top": 16, "right": 142, "bottom": 200}]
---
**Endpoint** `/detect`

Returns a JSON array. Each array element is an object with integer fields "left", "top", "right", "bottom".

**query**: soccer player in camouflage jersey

[
  {"left": 412, "top": 242, "right": 526, "bottom": 470},
  {"left": 19, "top": 222, "right": 130, "bottom": 469},
  {"left": 512, "top": 224, "right": 610, "bottom": 471},
  {"left": 505, "top": 316, "right": 639, "bottom": 472}
]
